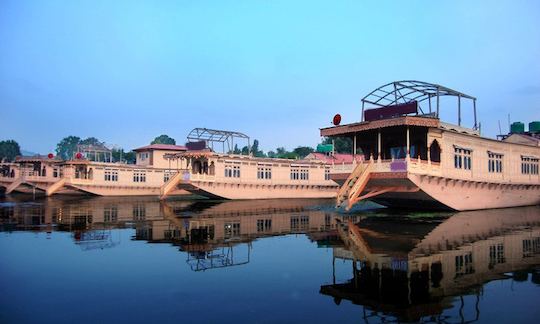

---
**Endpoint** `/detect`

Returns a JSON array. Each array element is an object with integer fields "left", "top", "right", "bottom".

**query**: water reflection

[
  {"left": 322, "top": 206, "right": 540, "bottom": 322},
  {"left": 0, "top": 197, "right": 358, "bottom": 271},
  {"left": 0, "top": 197, "right": 539, "bottom": 323}
]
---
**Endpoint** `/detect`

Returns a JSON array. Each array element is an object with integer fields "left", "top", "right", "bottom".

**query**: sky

[{"left": 1, "top": 0, "right": 539, "bottom": 154}]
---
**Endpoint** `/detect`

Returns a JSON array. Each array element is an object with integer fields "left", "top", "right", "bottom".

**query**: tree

[
  {"left": 112, "top": 149, "right": 136, "bottom": 164},
  {"left": 274, "top": 147, "right": 298, "bottom": 159},
  {"left": 151, "top": 135, "right": 176, "bottom": 145},
  {"left": 250, "top": 139, "right": 266, "bottom": 157},
  {"left": 80, "top": 137, "right": 102, "bottom": 146},
  {"left": 56, "top": 136, "right": 81, "bottom": 160},
  {"left": 241, "top": 146, "right": 249, "bottom": 155},
  {"left": 293, "top": 146, "right": 314, "bottom": 158},
  {"left": 267, "top": 150, "right": 276, "bottom": 158},
  {"left": 0, "top": 140, "right": 21, "bottom": 162},
  {"left": 232, "top": 144, "right": 241, "bottom": 154},
  {"left": 321, "top": 137, "right": 352, "bottom": 154}
]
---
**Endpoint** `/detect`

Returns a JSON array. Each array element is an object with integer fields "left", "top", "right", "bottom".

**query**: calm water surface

[{"left": 0, "top": 196, "right": 539, "bottom": 323}]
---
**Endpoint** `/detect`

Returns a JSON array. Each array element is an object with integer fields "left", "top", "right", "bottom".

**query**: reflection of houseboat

[
  {"left": 321, "top": 206, "right": 540, "bottom": 322},
  {"left": 322, "top": 80, "right": 540, "bottom": 210},
  {"left": 0, "top": 197, "right": 351, "bottom": 270}
]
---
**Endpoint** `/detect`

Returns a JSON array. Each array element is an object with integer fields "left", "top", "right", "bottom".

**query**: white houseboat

[{"left": 322, "top": 80, "right": 540, "bottom": 210}]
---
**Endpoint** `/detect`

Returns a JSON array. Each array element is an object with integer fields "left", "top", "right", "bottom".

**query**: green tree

[
  {"left": 274, "top": 147, "right": 298, "bottom": 159},
  {"left": 56, "top": 136, "right": 81, "bottom": 160},
  {"left": 251, "top": 139, "right": 266, "bottom": 157},
  {"left": 112, "top": 149, "right": 136, "bottom": 164},
  {"left": 293, "top": 146, "right": 314, "bottom": 158},
  {"left": 321, "top": 137, "right": 352, "bottom": 154},
  {"left": 80, "top": 137, "right": 102, "bottom": 146},
  {"left": 267, "top": 151, "right": 276, "bottom": 158},
  {"left": 241, "top": 146, "right": 249, "bottom": 155},
  {"left": 0, "top": 140, "right": 21, "bottom": 162},
  {"left": 151, "top": 134, "right": 176, "bottom": 145}
]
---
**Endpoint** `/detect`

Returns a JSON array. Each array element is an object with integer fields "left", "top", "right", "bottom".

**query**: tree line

[{"left": 0, "top": 134, "right": 353, "bottom": 163}]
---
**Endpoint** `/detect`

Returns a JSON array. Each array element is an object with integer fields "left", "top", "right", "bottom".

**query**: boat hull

[{"left": 181, "top": 181, "right": 338, "bottom": 200}]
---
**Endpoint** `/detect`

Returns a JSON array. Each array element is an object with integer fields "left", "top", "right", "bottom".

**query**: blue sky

[{"left": 1, "top": 0, "right": 539, "bottom": 154}]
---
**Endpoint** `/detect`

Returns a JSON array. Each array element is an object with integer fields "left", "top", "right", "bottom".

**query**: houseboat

[
  {"left": 0, "top": 144, "right": 191, "bottom": 197},
  {"left": 0, "top": 129, "right": 342, "bottom": 199},
  {"left": 322, "top": 80, "right": 540, "bottom": 211}
]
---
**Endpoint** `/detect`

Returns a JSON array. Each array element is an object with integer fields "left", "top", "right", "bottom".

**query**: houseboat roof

[
  {"left": 15, "top": 155, "right": 63, "bottom": 163},
  {"left": 133, "top": 144, "right": 187, "bottom": 152}
]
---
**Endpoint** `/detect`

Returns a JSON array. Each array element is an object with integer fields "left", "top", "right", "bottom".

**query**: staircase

[
  {"left": 160, "top": 171, "right": 185, "bottom": 200},
  {"left": 336, "top": 162, "right": 373, "bottom": 210},
  {"left": 5, "top": 178, "right": 23, "bottom": 194},
  {"left": 46, "top": 178, "right": 67, "bottom": 196}
]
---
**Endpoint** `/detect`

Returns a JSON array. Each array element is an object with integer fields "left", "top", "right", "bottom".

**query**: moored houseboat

[
  {"left": 0, "top": 144, "right": 191, "bottom": 197},
  {"left": 322, "top": 80, "right": 540, "bottom": 211}
]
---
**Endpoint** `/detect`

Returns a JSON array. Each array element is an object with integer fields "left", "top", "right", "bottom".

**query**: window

[
  {"left": 324, "top": 168, "right": 331, "bottom": 181},
  {"left": 104, "top": 169, "right": 118, "bottom": 181},
  {"left": 290, "top": 166, "right": 309, "bottom": 180},
  {"left": 139, "top": 152, "right": 149, "bottom": 161},
  {"left": 53, "top": 168, "right": 59, "bottom": 178},
  {"left": 133, "top": 204, "right": 146, "bottom": 220},
  {"left": 257, "top": 164, "right": 272, "bottom": 180},
  {"left": 454, "top": 147, "right": 472, "bottom": 170},
  {"left": 257, "top": 219, "right": 272, "bottom": 232},
  {"left": 521, "top": 156, "right": 539, "bottom": 175},
  {"left": 523, "top": 237, "right": 540, "bottom": 258},
  {"left": 488, "top": 152, "right": 503, "bottom": 173},
  {"left": 291, "top": 215, "right": 310, "bottom": 231},
  {"left": 164, "top": 171, "right": 176, "bottom": 182},
  {"left": 455, "top": 253, "right": 474, "bottom": 277},
  {"left": 225, "top": 162, "right": 241, "bottom": 178},
  {"left": 104, "top": 206, "right": 118, "bottom": 222},
  {"left": 489, "top": 243, "right": 505, "bottom": 268},
  {"left": 133, "top": 170, "right": 146, "bottom": 182},
  {"left": 224, "top": 222, "right": 240, "bottom": 238}
]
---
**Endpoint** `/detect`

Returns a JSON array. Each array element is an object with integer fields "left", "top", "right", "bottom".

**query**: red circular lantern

[
  {"left": 75, "top": 152, "right": 83, "bottom": 159},
  {"left": 333, "top": 114, "right": 341, "bottom": 126},
  {"left": 47, "top": 153, "right": 54, "bottom": 159}
]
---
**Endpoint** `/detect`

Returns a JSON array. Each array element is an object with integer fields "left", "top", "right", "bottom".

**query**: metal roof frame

[
  {"left": 361, "top": 80, "right": 478, "bottom": 129},
  {"left": 187, "top": 128, "right": 251, "bottom": 153}
]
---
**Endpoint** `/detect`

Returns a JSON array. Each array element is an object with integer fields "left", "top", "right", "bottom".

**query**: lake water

[{"left": 1, "top": 196, "right": 539, "bottom": 323}]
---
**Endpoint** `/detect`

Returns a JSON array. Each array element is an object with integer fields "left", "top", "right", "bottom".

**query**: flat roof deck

[{"left": 320, "top": 116, "right": 440, "bottom": 137}]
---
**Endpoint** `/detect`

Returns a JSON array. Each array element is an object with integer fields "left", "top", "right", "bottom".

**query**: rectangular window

[
  {"left": 132, "top": 204, "right": 146, "bottom": 220},
  {"left": 454, "top": 147, "right": 472, "bottom": 170},
  {"left": 521, "top": 156, "right": 539, "bottom": 175},
  {"left": 324, "top": 168, "right": 331, "bottom": 181},
  {"left": 257, "top": 219, "right": 272, "bottom": 232},
  {"left": 224, "top": 222, "right": 240, "bottom": 238},
  {"left": 488, "top": 152, "right": 503, "bottom": 173},
  {"left": 455, "top": 253, "right": 474, "bottom": 277},
  {"left": 104, "top": 206, "right": 118, "bottom": 222},
  {"left": 489, "top": 243, "right": 505, "bottom": 267},
  {"left": 104, "top": 169, "right": 118, "bottom": 181},
  {"left": 257, "top": 164, "right": 272, "bottom": 180},
  {"left": 133, "top": 170, "right": 146, "bottom": 182},
  {"left": 290, "top": 166, "right": 309, "bottom": 180},
  {"left": 164, "top": 171, "right": 176, "bottom": 182},
  {"left": 291, "top": 215, "right": 310, "bottom": 231},
  {"left": 224, "top": 162, "right": 241, "bottom": 178},
  {"left": 523, "top": 237, "right": 540, "bottom": 258}
]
